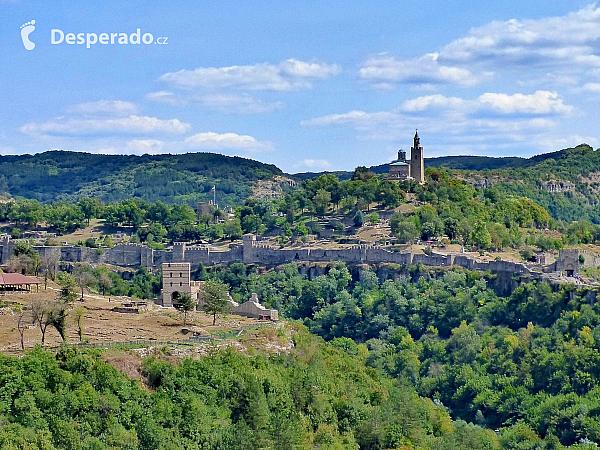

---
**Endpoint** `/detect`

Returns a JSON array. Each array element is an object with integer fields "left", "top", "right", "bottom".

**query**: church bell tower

[{"left": 410, "top": 130, "right": 424, "bottom": 184}]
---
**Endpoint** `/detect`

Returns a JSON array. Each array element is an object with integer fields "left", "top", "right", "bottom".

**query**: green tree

[
  {"left": 206, "top": 224, "right": 224, "bottom": 241},
  {"left": 352, "top": 166, "right": 376, "bottom": 181},
  {"left": 223, "top": 218, "right": 243, "bottom": 241},
  {"left": 73, "top": 307, "right": 85, "bottom": 342},
  {"left": 199, "top": 279, "right": 231, "bottom": 325},
  {"left": 395, "top": 220, "right": 419, "bottom": 243},
  {"left": 353, "top": 210, "right": 365, "bottom": 227},
  {"left": 48, "top": 303, "right": 69, "bottom": 342},
  {"left": 58, "top": 272, "right": 79, "bottom": 304},
  {"left": 175, "top": 293, "right": 196, "bottom": 326},
  {"left": 470, "top": 221, "right": 492, "bottom": 250},
  {"left": 73, "top": 264, "right": 97, "bottom": 301},
  {"left": 313, "top": 189, "right": 332, "bottom": 216},
  {"left": 293, "top": 222, "right": 309, "bottom": 237},
  {"left": 30, "top": 298, "right": 52, "bottom": 345},
  {"left": 78, "top": 197, "right": 102, "bottom": 226},
  {"left": 242, "top": 214, "right": 263, "bottom": 234},
  {"left": 98, "top": 270, "right": 113, "bottom": 296}
]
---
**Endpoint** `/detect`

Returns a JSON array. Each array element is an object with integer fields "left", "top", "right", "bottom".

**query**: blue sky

[{"left": 1, "top": 1, "right": 599, "bottom": 172}]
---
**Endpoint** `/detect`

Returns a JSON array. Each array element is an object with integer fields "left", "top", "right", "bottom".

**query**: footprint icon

[{"left": 20, "top": 20, "right": 36, "bottom": 50}]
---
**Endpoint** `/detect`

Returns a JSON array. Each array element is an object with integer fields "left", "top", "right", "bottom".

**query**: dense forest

[
  {"left": 0, "top": 329, "right": 501, "bottom": 450},
  {"left": 0, "top": 151, "right": 281, "bottom": 206},
  {"left": 192, "top": 261, "right": 600, "bottom": 448}
]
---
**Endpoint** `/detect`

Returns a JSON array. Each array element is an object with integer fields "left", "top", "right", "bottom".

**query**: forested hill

[
  {"left": 294, "top": 155, "right": 527, "bottom": 180},
  {"left": 295, "top": 144, "right": 600, "bottom": 224},
  {"left": 0, "top": 151, "right": 282, "bottom": 205},
  {"left": 458, "top": 144, "right": 600, "bottom": 224},
  {"left": 294, "top": 146, "right": 587, "bottom": 180}
]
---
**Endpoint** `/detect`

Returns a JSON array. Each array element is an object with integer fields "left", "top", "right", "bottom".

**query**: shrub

[{"left": 84, "top": 238, "right": 97, "bottom": 248}]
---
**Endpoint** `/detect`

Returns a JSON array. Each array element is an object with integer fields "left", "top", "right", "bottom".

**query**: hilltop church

[{"left": 388, "top": 130, "right": 424, "bottom": 184}]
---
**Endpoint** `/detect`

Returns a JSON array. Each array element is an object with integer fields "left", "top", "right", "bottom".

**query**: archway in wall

[
  {"left": 172, "top": 291, "right": 181, "bottom": 304},
  {"left": 565, "top": 264, "right": 575, "bottom": 277}
]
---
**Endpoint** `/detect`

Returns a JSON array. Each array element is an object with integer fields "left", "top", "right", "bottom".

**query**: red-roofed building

[{"left": 0, "top": 273, "right": 40, "bottom": 292}]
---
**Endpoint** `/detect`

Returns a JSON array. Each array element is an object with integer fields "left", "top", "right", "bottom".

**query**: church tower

[{"left": 410, "top": 130, "right": 424, "bottom": 184}]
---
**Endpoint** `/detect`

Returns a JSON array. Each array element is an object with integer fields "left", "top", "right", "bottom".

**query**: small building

[
  {"left": 0, "top": 273, "right": 40, "bottom": 293},
  {"left": 388, "top": 160, "right": 411, "bottom": 180},
  {"left": 232, "top": 293, "right": 279, "bottom": 321}
]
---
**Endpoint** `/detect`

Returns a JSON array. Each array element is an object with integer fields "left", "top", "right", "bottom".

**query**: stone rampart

[{"left": 0, "top": 235, "right": 533, "bottom": 276}]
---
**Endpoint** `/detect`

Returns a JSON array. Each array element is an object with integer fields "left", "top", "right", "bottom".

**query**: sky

[{"left": 1, "top": 1, "right": 600, "bottom": 173}]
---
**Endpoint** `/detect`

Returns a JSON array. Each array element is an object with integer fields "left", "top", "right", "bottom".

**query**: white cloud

[
  {"left": 361, "top": 6, "right": 600, "bottom": 89},
  {"left": 146, "top": 91, "right": 185, "bottom": 106},
  {"left": 582, "top": 82, "right": 600, "bottom": 93},
  {"left": 200, "top": 94, "right": 284, "bottom": 114},
  {"left": 125, "top": 139, "right": 165, "bottom": 154},
  {"left": 159, "top": 59, "right": 341, "bottom": 91},
  {"left": 477, "top": 91, "right": 573, "bottom": 115},
  {"left": 517, "top": 72, "right": 579, "bottom": 88},
  {"left": 401, "top": 95, "right": 467, "bottom": 112},
  {"left": 301, "top": 110, "right": 398, "bottom": 127},
  {"left": 302, "top": 159, "right": 332, "bottom": 169},
  {"left": 401, "top": 90, "right": 573, "bottom": 115},
  {"left": 303, "top": 90, "right": 572, "bottom": 142},
  {"left": 534, "top": 134, "right": 600, "bottom": 151},
  {"left": 439, "top": 5, "right": 600, "bottom": 69},
  {"left": 184, "top": 132, "right": 272, "bottom": 152},
  {"left": 301, "top": 89, "right": 574, "bottom": 151},
  {"left": 20, "top": 115, "right": 191, "bottom": 137},
  {"left": 359, "top": 53, "right": 481, "bottom": 87},
  {"left": 279, "top": 59, "right": 341, "bottom": 79},
  {"left": 68, "top": 100, "right": 138, "bottom": 116}
]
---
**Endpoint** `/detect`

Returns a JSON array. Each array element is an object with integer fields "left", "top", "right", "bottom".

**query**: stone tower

[{"left": 410, "top": 130, "right": 424, "bottom": 184}]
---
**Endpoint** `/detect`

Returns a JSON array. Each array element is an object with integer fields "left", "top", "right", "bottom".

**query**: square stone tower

[
  {"left": 161, "top": 262, "right": 192, "bottom": 307},
  {"left": 410, "top": 130, "right": 424, "bottom": 184}
]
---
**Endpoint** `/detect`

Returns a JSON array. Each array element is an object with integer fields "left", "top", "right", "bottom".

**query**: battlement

[{"left": 0, "top": 233, "right": 540, "bottom": 278}]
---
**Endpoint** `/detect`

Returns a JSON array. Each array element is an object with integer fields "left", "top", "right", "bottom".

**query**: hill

[
  {"left": 294, "top": 150, "right": 569, "bottom": 180},
  {"left": 293, "top": 155, "right": 527, "bottom": 180},
  {"left": 454, "top": 144, "right": 600, "bottom": 223},
  {"left": 295, "top": 145, "right": 600, "bottom": 224},
  {"left": 0, "top": 151, "right": 282, "bottom": 206}
]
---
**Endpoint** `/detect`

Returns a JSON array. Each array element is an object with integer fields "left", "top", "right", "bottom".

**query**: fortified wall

[{"left": 0, "top": 235, "right": 532, "bottom": 276}]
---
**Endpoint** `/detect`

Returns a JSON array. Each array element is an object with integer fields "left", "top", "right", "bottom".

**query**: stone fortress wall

[{"left": 0, "top": 234, "right": 541, "bottom": 276}]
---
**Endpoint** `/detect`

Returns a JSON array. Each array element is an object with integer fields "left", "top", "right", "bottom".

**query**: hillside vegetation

[
  {"left": 470, "top": 145, "right": 600, "bottom": 223},
  {"left": 196, "top": 261, "right": 600, "bottom": 448},
  {"left": 0, "top": 330, "right": 499, "bottom": 449},
  {"left": 0, "top": 151, "right": 282, "bottom": 206}
]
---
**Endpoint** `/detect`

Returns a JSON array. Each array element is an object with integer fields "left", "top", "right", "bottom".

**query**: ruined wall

[{"left": 0, "top": 235, "right": 533, "bottom": 277}]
